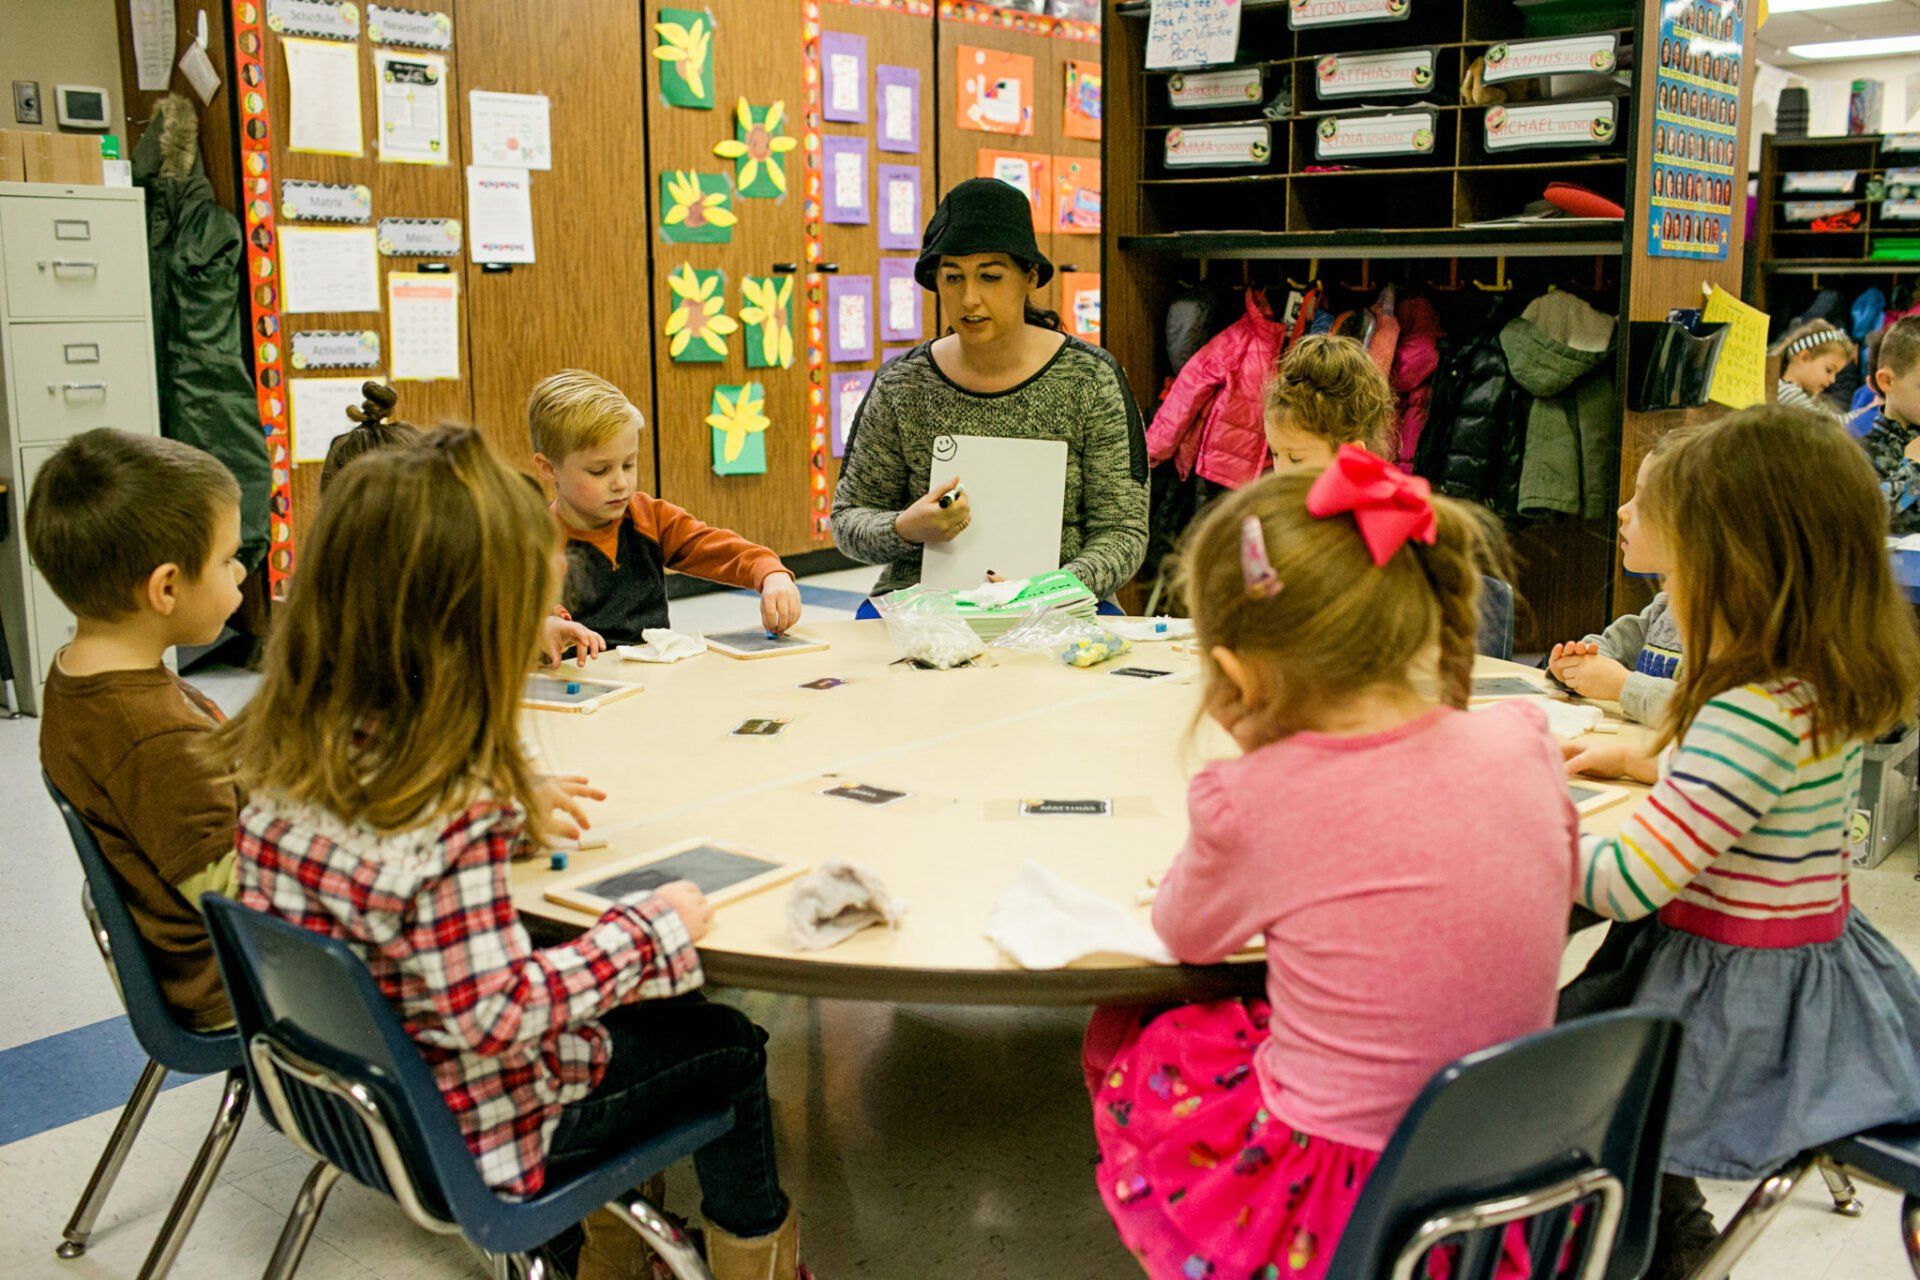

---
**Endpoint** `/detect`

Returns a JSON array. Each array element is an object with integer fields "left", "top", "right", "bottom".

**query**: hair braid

[{"left": 1417, "top": 500, "right": 1504, "bottom": 709}]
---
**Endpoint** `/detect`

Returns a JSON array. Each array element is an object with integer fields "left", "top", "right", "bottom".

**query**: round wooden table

[{"left": 511, "top": 620, "right": 1641, "bottom": 1005}]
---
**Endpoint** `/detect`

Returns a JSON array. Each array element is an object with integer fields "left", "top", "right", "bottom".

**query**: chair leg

[
  {"left": 1684, "top": 1153, "right": 1817, "bottom": 1280},
  {"left": 604, "top": 1194, "right": 716, "bottom": 1280},
  {"left": 1817, "top": 1161, "right": 1866, "bottom": 1216},
  {"left": 261, "top": 1162, "right": 341, "bottom": 1280},
  {"left": 134, "top": 1068, "right": 250, "bottom": 1280},
  {"left": 56, "top": 1059, "right": 169, "bottom": 1259},
  {"left": 1902, "top": 1194, "right": 1920, "bottom": 1280}
]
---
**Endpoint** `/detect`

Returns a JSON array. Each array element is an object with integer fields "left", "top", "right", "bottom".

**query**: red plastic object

[
  {"left": 1543, "top": 182, "right": 1625, "bottom": 219},
  {"left": 1812, "top": 209, "right": 1864, "bottom": 232}
]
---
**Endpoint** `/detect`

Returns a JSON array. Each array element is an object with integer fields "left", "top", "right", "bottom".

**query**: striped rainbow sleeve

[{"left": 1577, "top": 685, "right": 1805, "bottom": 920}]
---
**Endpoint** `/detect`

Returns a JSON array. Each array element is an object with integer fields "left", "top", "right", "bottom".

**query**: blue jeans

[{"left": 545, "top": 996, "right": 788, "bottom": 1238}]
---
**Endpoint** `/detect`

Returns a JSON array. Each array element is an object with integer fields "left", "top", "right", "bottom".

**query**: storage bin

[
  {"left": 1627, "top": 314, "right": 1727, "bottom": 411},
  {"left": 1850, "top": 725, "right": 1919, "bottom": 870}
]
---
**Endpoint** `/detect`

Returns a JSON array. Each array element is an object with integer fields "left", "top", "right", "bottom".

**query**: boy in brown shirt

[
  {"left": 528, "top": 370, "right": 801, "bottom": 645},
  {"left": 30, "top": 429, "right": 248, "bottom": 1031}
]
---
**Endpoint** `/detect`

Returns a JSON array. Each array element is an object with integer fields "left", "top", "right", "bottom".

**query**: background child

[
  {"left": 1861, "top": 317, "right": 1920, "bottom": 533},
  {"left": 529, "top": 370, "right": 801, "bottom": 645},
  {"left": 218, "top": 430, "right": 810, "bottom": 1279},
  {"left": 1769, "top": 321, "right": 1855, "bottom": 418},
  {"left": 321, "top": 380, "right": 604, "bottom": 669},
  {"left": 1562, "top": 406, "right": 1920, "bottom": 1280},
  {"left": 1547, "top": 429, "right": 1695, "bottom": 725},
  {"left": 29, "top": 429, "right": 246, "bottom": 1030},
  {"left": 1264, "top": 333, "right": 1400, "bottom": 473},
  {"left": 1085, "top": 448, "right": 1577, "bottom": 1280}
]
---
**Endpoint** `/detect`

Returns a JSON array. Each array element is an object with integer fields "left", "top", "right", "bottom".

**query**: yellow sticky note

[{"left": 1703, "top": 285, "right": 1769, "bottom": 410}]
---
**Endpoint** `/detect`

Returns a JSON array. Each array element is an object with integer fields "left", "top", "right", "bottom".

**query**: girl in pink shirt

[{"left": 1086, "top": 446, "right": 1580, "bottom": 1280}]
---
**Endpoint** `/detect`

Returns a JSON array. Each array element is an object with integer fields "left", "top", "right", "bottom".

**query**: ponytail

[
  {"left": 1024, "top": 301, "right": 1063, "bottom": 332},
  {"left": 319, "top": 381, "right": 425, "bottom": 493}
]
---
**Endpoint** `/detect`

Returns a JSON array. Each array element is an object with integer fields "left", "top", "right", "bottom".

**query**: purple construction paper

[
  {"left": 877, "top": 164, "right": 921, "bottom": 251},
  {"left": 821, "top": 32, "right": 868, "bottom": 124},
  {"left": 876, "top": 65, "right": 921, "bottom": 153},
  {"left": 830, "top": 370, "right": 873, "bottom": 458},
  {"left": 823, "top": 135, "right": 869, "bottom": 225},
  {"left": 881, "top": 345, "right": 913, "bottom": 365},
  {"left": 879, "top": 257, "right": 922, "bottom": 343},
  {"left": 827, "top": 274, "right": 874, "bottom": 362}
]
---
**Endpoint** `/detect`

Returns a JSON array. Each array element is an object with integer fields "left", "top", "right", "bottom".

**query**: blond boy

[
  {"left": 1861, "top": 318, "right": 1920, "bottom": 534},
  {"left": 30, "top": 429, "right": 246, "bottom": 1030},
  {"left": 528, "top": 371, "right": 800, "bottom": 644}
]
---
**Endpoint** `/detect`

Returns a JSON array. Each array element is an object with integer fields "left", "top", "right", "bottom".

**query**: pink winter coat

[
  {"left": 1146, "top": 288, "right": 1287, "bottom": 489},
  {"left": 1390, "top": 295, "right": 1445, "bottom": 466}
]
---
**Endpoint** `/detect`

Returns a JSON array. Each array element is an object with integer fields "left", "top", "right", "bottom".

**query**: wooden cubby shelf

[{"left": 1751, "top": 131, "right": 1920, "bottom": 324}]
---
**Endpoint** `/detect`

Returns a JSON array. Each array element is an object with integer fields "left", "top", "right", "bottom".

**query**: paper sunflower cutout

[
  {"left": 713, "top": 99, "right": 796, "bottom": 199},
  {"left": 660, "top": 170, "right": 736, "bottom": 244},
  {"left": 739, "top": 275, "right": 796, "bottom": 369},
  {"left": 653, "top": 10, "right": 713, "bottom": 109},
  {"left": 665, "top": 265, "right": 738, "bottom": 363},
  {"left": 708, "top": 383, "right": 771, "bottom": 474}
]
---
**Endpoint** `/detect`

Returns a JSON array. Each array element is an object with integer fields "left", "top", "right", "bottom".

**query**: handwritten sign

[
  {"left": 1146, "top": 0, "right": 1242, "bottom": 71},
  {"left": 1703, "top": 284, "right": 1767, "bottom": 411}
]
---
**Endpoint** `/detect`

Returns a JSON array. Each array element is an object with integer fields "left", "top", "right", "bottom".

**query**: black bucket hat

[{"left": 914, "top": 177, "right": 1055, "bottom": 291}]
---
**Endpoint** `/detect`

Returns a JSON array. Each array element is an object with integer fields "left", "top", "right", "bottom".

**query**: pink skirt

[{"left": 1086, "top": 1001, "right": 1535, "bottom": 1280}]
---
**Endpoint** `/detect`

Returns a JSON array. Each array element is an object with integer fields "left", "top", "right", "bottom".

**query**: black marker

[{"left": 937, "top": 481, "right": 966, "bottom": 510}]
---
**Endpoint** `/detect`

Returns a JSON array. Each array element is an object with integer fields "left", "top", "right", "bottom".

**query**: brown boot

[
  {"left": 577, "top": 1177, "right": 669, "bottom": 1280},
  {"left": 704, "top": 1206, "right": 810, "bottom": 1280}
]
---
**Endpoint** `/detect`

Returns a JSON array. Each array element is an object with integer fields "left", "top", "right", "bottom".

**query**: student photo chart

[{"left": 1648, "top": 0, "right": 1745, "bottom": 262}]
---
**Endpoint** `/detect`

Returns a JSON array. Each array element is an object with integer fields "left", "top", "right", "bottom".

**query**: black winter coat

[{"left": 1416, "top": 315, "right": 1526, "bottom": 516}]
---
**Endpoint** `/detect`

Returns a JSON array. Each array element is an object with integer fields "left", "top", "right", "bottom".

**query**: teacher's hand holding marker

[{"left": 894, "top": 475, "right": 972, "bottom": 543}]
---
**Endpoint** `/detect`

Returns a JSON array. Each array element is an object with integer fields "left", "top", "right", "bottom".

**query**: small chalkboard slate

[
  {"left": 1567, "top": 781, "right": 1632, "bottom": 816},
  {"left": 1473, "top": 676, "right": 1547, "bottom": 699},
  {"left": 522, "top": 675, "right": 645, "bottom": 714},
  {"left": 544, "top": 837, "right": 806, "bottom": 915},
  {"left": 705, "top": 629, "right": 831, "bottom": 660}
]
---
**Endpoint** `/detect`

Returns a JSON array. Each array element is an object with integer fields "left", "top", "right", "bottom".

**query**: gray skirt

[{"left": 1560, "top": 909, "right": 1920, "bottom": 1179}]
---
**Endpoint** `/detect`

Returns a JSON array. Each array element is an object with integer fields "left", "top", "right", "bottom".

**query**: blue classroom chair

[
  {"left": 1327, "top": 1010, "right": 1683, "bottom": 1280},
  {"left": 1477, "top": 575, "right": 1515, "bottom": 661},
  {"left": 43, "top": 776, "right": 252, "bottom": 1280},
  {"left": 199, "top": 894, "right": 728, "bottom": 1280}
]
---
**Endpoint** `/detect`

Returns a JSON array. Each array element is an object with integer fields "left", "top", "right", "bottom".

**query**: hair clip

[{"left": 1241, "top": 515, "right": 1283, "bottom": 599}]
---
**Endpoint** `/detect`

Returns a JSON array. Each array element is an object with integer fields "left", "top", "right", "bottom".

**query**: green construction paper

[
  {"left": 654, "top": 8, "right": 714, "bottom": 110},
  {"left": 727, "top": 101, "right": 793, "bottom": 200},
  {"left": 709, "top": 383, "right": 769, "bottom": 475},
  {"left": 740, "top": 274, "right": 796, "bottom": 370},
  {"left": 666, "top": 264, "right": 735, "bottom": 364},
  {"left": 659, "top": 171, "right": 735, "bottom": 245}
]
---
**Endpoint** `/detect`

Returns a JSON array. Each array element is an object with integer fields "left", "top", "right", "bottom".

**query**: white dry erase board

[
  {"left": 921, "top": 434, "right": 1067, "bottom": 590},
  {"left": 544, "top": 837, "right": 806, "bottom": 915}
]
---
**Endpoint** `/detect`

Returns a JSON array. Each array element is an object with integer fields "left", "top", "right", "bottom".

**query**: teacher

[{"left": 831, "top": 178, "right": 1149, "bottom": 604}]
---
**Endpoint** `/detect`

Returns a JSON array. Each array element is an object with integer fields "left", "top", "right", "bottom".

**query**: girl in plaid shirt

[{"left": 218, "top": 430, "right": 809, "bottom": 1280}]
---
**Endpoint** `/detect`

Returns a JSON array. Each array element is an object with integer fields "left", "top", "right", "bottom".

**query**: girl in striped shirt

[{"left": 1563, "top": 405, "right": 1920, "bottom": 1280}]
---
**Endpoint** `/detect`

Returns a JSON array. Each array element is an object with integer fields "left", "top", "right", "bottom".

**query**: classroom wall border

[
  {"left": 935, "top": 0, "right": 1100, "bottom": 43},
  {"left": 232, "top": 0, "right": 297, "bottom": 601},
  {"left": 804, "top": 0, "right": 831, "bottom": 542}
]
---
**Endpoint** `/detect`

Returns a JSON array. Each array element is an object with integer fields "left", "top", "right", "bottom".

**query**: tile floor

[{"left": 3, "top": 565, "right": 1917, "bottom": 1279}]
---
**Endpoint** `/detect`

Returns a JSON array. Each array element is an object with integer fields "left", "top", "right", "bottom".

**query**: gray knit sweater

[
  {"left": 1580, "top": 591, "right": 1683, "bottom": 726},
  {"left": 830, "top": 336, "right": 1149, "bottom": 598}
]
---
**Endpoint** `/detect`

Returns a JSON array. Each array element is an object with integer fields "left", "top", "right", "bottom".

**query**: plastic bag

[
  {"left": 991, "top": 609, "right": 1135, "bottom": 668},
  {"left": 872, "top": 586, "right": 985, "bottom": 670}
]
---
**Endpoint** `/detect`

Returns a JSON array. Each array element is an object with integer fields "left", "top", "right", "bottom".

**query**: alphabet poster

[
  {"left": 958, "top": 46, "right": 1034, "bottom": 136},
  {"left": 1647, "top": 0, "right": 1744, "bottom": 261}
]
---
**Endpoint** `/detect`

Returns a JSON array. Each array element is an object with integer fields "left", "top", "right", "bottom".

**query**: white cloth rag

[
  {"left": 984, "top": 860, "right": 1174, "bottom": 969},
  {"left": 1106, "top": 617, "right": 1196, "bottom": 644},
  {"left": 1475, "top": 694, "right": 1607, "bottom": 740},
  {"left": 617, "top": 629, "right": 708, "bottom": 663},
  {"left": 786, "top": 862, "right": 908, "bottom": 950}
]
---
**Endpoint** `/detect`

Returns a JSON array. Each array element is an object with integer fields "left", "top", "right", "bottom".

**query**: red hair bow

[{"left": 1305, "top": 444, "right": 1437, "bottom": 566}]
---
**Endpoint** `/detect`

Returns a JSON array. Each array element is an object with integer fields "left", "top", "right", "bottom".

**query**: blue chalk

[
  {"left": 766, "top": 630, "right": 779, "bottom": 640},
  {"left": 565, "top": 681, "right": 581, "bottom": 695},
  {"left": 549, "top": 850, "right": 570, "bottom": 872},
  {"left": 1154, "top": 622, "right": 1168, "bottom": 634}
]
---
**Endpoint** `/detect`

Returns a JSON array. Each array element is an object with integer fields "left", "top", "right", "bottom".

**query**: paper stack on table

[
  {"left": 950, "top": 571, "right": 1098, "bottom": 640},
  {"left": 1473, "top": 695, "right": 1606, "bottom": 740},
  {"left": 985, "top": 861, "right": 1174, "bottom": 969}
]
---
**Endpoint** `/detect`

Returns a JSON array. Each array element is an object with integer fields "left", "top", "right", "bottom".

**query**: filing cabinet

[{"left": 0, "top": 183, "right": 159, "bottom": 714}]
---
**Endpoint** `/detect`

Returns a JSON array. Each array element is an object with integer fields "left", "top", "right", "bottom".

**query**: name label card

[
  {"left": 1315, "top": 49, "right": 1434, "bottom": 100},
  {"left": 1484, "top": 99, "right": 1618, "bottom": 151},
  {"left": 1314, "top": 110, "right": 1435, "bottom": 160},
  {"left": 1483, "top": 35, "right": 1618, "bottom": 83},
  {"left": 1165, "top": 123, "right": 1273, "bottom": 168},
  {"left": 281, "top": 180, "right": 372, "bottom": 224},
  {"left": 1168, "top": 66, "right": 1264, "bottom": 110},
  {"left": 1290, "top": 0, "right": 1412, "bottom": 30},
  {"left": 1782, "top": 171, "right": 1857, "bottom": 195}
]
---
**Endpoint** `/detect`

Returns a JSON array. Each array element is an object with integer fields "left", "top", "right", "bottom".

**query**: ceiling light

[
  {"left": 1768, "top": 0, "right": 1891, "bottom": 13},
  {"left": 1787, "top": 35, "right": 1920, "bottom": 58}
]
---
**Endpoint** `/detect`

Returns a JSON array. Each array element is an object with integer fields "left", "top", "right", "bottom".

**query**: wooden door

[
  {"left": 642, "top": 0, "right": 810, "bottom": 557},
  {"left": 817, "top": 1, "right": 937, "bottom": 500},
  {"left": 458, "top": 0, "right": 654, "bottom": 482}
]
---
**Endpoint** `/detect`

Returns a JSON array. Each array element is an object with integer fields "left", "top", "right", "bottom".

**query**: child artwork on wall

[
  {"left": 979, "top": 150, "right": 1052, "bottom": 227},
  {"left": 876, "top": 65, "right": 921, "bottom": 153},
  {"left": 714, "top": 99, "right": 796, "bottom": 199},
  {"left": 659, "top": 170, "right": 737, "bottom": 244},
  {"left": 1055, "top": 156, "right": 1101, "bottom": 235},
  {"left": 709, "top": 383, "right": 771, "bottom": 475},
  {"left": 666, "top": 264, "right": 738, "bottom": 364},
  {"left": 822, "top": 31, "right": 868, "bottom": 124},
  {"left": 740, "top": 274, "right": 796, "bottom": 370},
  {"left": 958, "top": 45, "right": 1034, "bottom": 136},
  {"left": 830, "top": 370, "right": 873, "bottom": 457},
  {"left": 1062, "top": 271, "right": 1101, "bottom": 343},
  {"left": 878, "top": 164, "right": 922, "bottom": 251},
  {"left": 827, "top": 275, "right": 874, "bottom": 362},
  {"left": 652, "top": 8, "right": 714, "bottom": 110},
  {"left": 879, "top": 257, "right": 922, "bottom": 344},
  {"left": 824, "top": 135, "right": 870, "bottom": 224},
  {"left": 1064, "top": 60, "right": 1101, "bottom": 142}
]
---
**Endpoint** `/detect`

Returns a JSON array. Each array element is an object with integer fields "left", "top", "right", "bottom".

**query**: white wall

[{"left": 0, "top": 0, "right": 127, "bottom": 142}]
